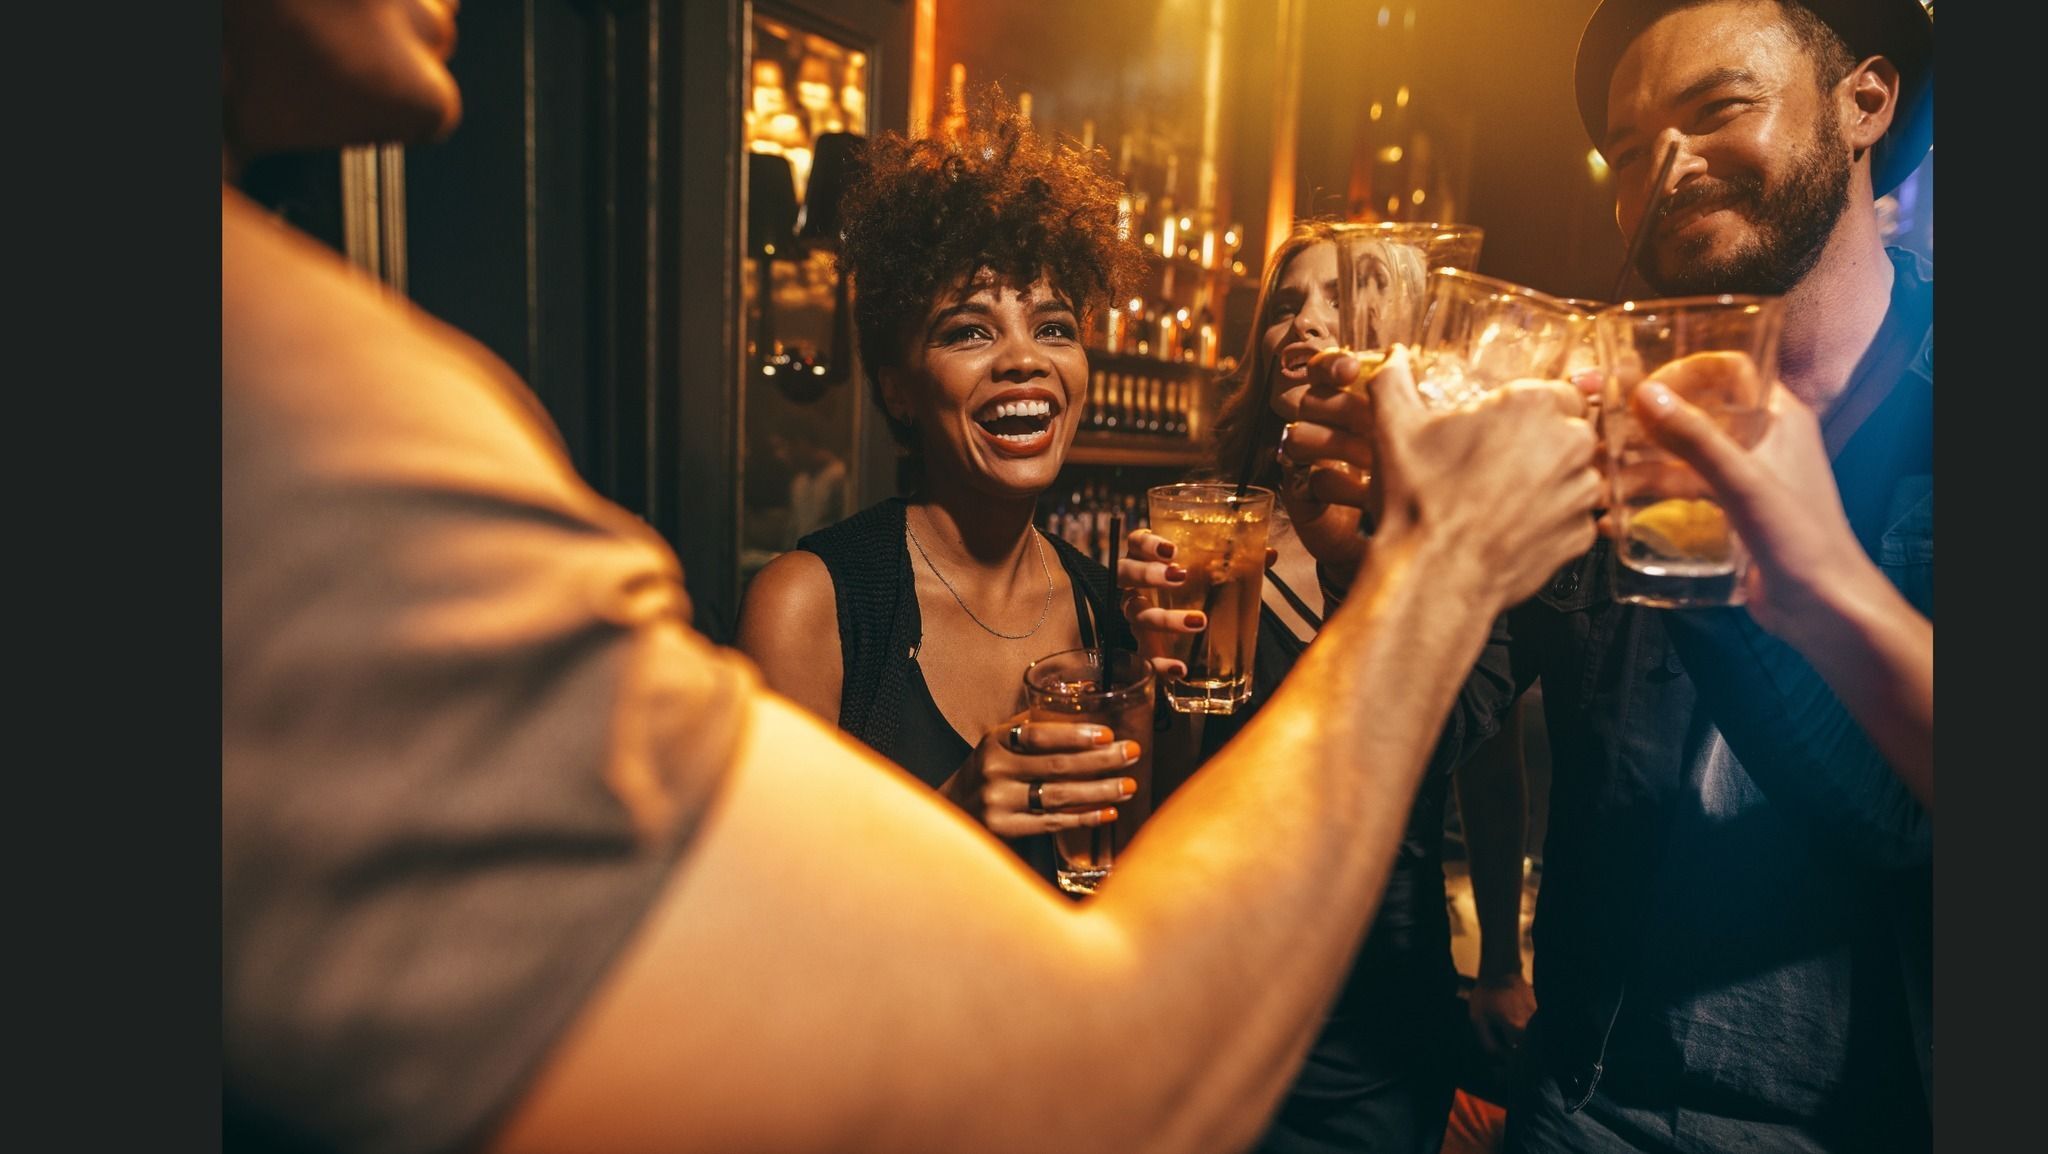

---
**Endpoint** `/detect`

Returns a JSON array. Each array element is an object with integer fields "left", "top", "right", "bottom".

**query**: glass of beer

[
  {"left": 1596, "top": 294, "right": 1784, "bottom": 607},
  {"left": 1023, "top": 647, "right": 1156, "bottom": 896},
  {"left": 1145, "top": 483, "right": 1274, "bottom": 714}
]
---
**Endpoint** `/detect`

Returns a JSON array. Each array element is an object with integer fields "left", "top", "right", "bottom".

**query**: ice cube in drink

[{"left": 1147, "top": 484, "right": 1273, "bottom": 714}]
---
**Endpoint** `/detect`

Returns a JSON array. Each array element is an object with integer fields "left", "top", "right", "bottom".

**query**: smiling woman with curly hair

[{"left": 737, "top": 91, "right": 1152, "bottom": 889}]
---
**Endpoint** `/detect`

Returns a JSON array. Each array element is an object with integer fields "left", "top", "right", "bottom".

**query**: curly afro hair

[{"left": 835, "top": 88, "right": 1152, "bottom": 451}]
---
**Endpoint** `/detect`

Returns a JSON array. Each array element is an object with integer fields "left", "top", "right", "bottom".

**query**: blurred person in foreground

[
  {"left": 1279, "top": 1, "right": 1934, "bottom": 1150},
  {"left": 220, "top": 3, "right": 1602, "bottom": 1153}
]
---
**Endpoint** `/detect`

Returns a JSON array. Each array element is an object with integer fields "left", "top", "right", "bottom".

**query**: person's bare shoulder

[{"left": 737, "top": 550, "right": 844, "bottom": 723}]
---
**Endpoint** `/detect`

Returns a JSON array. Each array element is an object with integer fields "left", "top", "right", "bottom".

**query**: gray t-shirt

[{"left": 223, "top": 199, "right": 755, "bottom": 1154}]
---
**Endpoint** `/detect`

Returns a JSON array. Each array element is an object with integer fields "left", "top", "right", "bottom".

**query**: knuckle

[{"left": 1039, "top": 753, "right": 1081, "bottom": 776}]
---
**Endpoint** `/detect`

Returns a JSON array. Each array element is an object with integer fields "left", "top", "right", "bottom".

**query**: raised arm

[
  {"left": 1531, "top": 369, "right": 1933, "bottom": 861},
  {"left": 1630, "top": 379, "right": 1932, "bottom": 813},
  {"left": 486, "top": 353, "right": 1601, "bottom": 1154}
]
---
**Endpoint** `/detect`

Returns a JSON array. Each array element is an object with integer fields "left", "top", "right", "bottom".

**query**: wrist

[
  {"left": 1477, "top": 952, "right": 1526, "bottom": 983},
  {"left": 1786, "top": 559, "right": 1908, "bottom": 655},
  {"left": 1374, "top": 519, "right": 1503, "bottom": 615}
]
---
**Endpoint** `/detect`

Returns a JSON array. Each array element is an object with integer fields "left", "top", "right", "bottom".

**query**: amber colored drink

[
  {"left": 1023, "top": 648, "right": 1156, "bottom": 896},
  {"left": 1147, "top": 484, "right": 1274, "bottom": 714}
]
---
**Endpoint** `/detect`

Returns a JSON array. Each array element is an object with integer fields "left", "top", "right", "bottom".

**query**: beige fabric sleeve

[{"left": 223, "top": 214, "right": 755, "bottom": 1154}]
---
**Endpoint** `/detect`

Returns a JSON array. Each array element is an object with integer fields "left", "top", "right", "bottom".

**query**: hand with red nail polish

[{"left": 1117, "top": 525, "right": 1201, "bottom": 680}]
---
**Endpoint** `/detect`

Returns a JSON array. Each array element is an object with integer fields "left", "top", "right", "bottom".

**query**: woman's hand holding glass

[
  {"left": 1118, "top": 528, "right": 1279, "bottom": 680},
  {"left": 941, "top": 715, "right": 1143, "bottom": 839},
  {"left": 1281, "top": 344, "right": 1601, "bottom": 607},
  {"left": 1273, "top": 348, "right": 1387, "bottom": 595}
]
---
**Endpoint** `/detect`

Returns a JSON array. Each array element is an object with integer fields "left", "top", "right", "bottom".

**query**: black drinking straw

[
  {"left": 1611, "top": 142, "right": 1680, "bottom": 303},
  {"left": 1234, "top": 396, "right": 1273, "bottom": 501},
  {"left": 1219, "top": 402, "right": 1269, "bottom": 619},
  {"left": 1101, "top": 513, "right": 1122, "bottom": 674}
]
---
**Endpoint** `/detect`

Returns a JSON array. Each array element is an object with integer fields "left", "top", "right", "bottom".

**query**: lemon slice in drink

[
  {"left": 1629, "top": 498, "right": 1731, "bottom": 561},
  {"left": 1311, "top": 346, "right": 1390, "bottom": 394}
]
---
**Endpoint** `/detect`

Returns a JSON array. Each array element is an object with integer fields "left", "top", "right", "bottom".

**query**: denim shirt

[{"left": 1475, "top": 249, "right": 1933, "bottom": 1135}]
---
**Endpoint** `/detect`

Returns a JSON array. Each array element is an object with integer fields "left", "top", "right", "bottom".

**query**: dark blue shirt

[{"left": 1482, "top": 248, "right": 1932, "bottom": 1148}]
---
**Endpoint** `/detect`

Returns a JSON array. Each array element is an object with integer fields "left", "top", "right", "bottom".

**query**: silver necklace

[{"left": 905, "top": 507, "right": 1053, "bottom": 640}]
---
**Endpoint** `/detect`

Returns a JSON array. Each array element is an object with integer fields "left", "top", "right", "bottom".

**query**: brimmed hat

[{"left": 1574, "top": 0, "right": 1934, "bottom": 195}]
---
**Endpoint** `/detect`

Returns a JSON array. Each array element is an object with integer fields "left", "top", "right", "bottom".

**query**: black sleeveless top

[{"left": 798, "top": 498, "right": 1136, "bottom": 884}]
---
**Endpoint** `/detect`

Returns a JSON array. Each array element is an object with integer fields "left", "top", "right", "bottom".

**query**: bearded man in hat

[
  {"left": 1504, "top": 2, "right": 1935, "bottom": 1150},
  {"left": 1278, "top": 1, "right": 1932, "bottom": 1149}
]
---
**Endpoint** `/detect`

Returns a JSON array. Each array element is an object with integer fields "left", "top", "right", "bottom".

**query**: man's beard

[{"left": 1640, "top": 115, "right": 1852, "bottom": 297}]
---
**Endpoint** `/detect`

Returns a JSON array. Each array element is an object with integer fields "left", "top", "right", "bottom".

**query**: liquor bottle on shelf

[
  {"left": 1091, "top": 481, "right": 1116, "bottom": 562},
  {"left": 1196, "top": 305, "right": 1220, "bottom": 369},
  {"left": 1054, "top": 486, "right": 1087, "bottom": 553},
  {"left": 1043, "top": 488, "right": 1070, "bottom": 542}
]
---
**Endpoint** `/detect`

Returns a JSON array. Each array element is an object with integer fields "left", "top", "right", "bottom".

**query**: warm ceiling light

[{"left": 1396, "top": 85, "right": 1410, "bottom": 108}]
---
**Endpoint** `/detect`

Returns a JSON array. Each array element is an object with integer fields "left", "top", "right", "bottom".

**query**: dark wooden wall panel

[
  {"left": 675, "top": 1, "right": 744, "bottom": 639},
  {"left": 243, "top": 1, "right": 912, "bottom": 645},
  {"left": 405, "top": 3, "right": 534, "bottom": 386}
]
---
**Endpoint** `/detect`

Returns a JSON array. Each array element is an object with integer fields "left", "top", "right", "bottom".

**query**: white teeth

[{"left": 981, "top": 398, "right": 1054, "bottom": 421}]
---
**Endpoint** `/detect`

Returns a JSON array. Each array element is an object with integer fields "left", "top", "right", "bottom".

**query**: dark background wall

[{"left": 402, "top": 0, "right": 749, "bottom": 640}]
